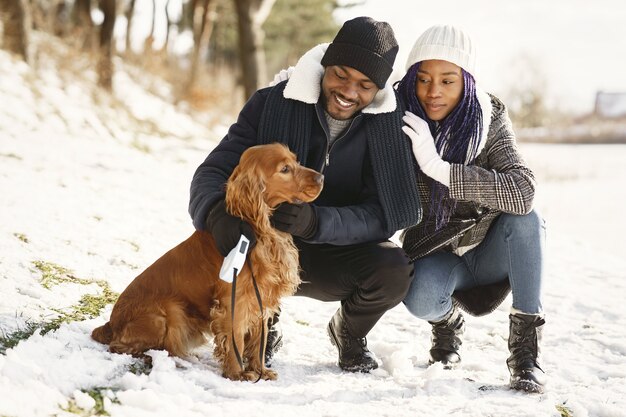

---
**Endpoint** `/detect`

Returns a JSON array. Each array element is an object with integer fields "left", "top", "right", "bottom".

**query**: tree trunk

[
  {"left": 161, "top": 0, "right": 172, "bottom": 53},
  {"left": 97, "top": 0, "right": 116, "bottom": 90},
  {"left": 124, "top": 0, "right": 137, "bottom": 53},
  {"left": 72, "top": 0, "right": 95, "bottom": 51},
  {"left": 143, "top": 0, "right": 156, "bottom": 53},
  {"left": 0, "top": 0, "right": 30, "bottom": 62},
  {"left": 233, "top": 0, "right": 275, "bottom": 100},
  {"left": 186, "top": 0, "right": 216, "bottom": 94}
]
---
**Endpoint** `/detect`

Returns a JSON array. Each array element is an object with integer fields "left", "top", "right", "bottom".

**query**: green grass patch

[
  {"left": 295, "top": 320, "right": 310, "bottom": 326},
  {"left": 131, "top": 139, "right": 151, "bottom": 153},
  {"left": 0, "top": 152, "right": 22, "bottom": 160},
  {"left": 33, "top": 260, "right": 92, "bottom": 289},
  {"left": 556, "top": 403, "right": 573, "bottom": 417},
  {"left": 32, "top": 261, "right": 119, "bottom": 334},
  {"left": 128, "top": 358, "right": 153, "bottom": 375},
  {"left": 40, "top": 281, "right": 119, "bottom": 335},
  {"left": 0, "top": 262, "right": 120, "bottom": 352},
  {"left": 13, "top": 232, "right": 29, "bottom": 243},
  {"left": 0, "top": 320, "right": 40, "bottom": 354},
  {"left": 123, "top": 240, "right": 140, "bottom": 252},
  {"left": 63, "top": 387, "right": 119, "bottom": 416}
]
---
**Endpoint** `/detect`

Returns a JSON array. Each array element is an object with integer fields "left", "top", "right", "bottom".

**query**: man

[{"left": 189, "top": 17, "right": 422, "bottom": 372}]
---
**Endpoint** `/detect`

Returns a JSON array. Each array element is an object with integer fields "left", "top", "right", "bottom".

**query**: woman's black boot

[
  {"left": 507, "top": 312, "right": 546, "bottom": 393},
  {"left": 428, "top": 304, "right": 465, "bottom": 368}
]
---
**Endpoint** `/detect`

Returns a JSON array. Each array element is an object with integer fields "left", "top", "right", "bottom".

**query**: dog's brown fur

[{"left": 92, "top": 143, "right": 323, "bottom": 381}]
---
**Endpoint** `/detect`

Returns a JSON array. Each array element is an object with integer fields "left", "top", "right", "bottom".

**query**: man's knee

[{"left": 365, "top": 244, "right": 413, "bottom": 302}]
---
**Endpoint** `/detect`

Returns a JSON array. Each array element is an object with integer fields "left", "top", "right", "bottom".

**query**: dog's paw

[
  {"left": 222, "top": 370, "right": 259, "bottom": 382},
  {"left": 222, "top": 369, "right": 277, "bottom": 382},
  {"left": 259, "top": 368, "right": 278, "bottom": 381}
]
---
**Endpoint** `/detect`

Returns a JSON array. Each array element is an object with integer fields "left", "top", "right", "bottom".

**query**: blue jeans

[{"left": 403, "top": 210, "right": 546, "bottom": 322}]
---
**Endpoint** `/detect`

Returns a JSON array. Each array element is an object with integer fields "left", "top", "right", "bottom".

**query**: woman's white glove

[
  {"left": 269, "top": 66, "right": 295, "bottom": 86},
  {"left": 402, "top": 111, "right": 451, "bottom": 187}
]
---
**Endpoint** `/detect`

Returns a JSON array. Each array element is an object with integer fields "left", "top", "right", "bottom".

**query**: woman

[{"left": 397, "top": 24, "right": 546, "bottom": 394}]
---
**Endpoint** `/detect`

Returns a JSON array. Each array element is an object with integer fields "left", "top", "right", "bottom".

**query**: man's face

[
  {"left": 321, "top": 65, "right": 379, "bottom": 120},
  {"left": 415, "top": 59, "right": 464, "bottom": 121}
]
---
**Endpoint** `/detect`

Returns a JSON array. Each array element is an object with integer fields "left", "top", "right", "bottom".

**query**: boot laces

[
  {"left": 341, "top": 325, "right": 369, "bottom": 352},
  {"left": 509, "top": 317, "right": 544, "bottom": 367},
  {"left": 357, "top": 337, "right": 368, "bottom": 350}
]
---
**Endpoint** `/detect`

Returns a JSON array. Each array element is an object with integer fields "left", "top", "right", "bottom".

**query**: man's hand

[
  {"left": 206, "top": 200, "right": 256, "bottom": 256},
  {"left": 402, "top": 111, "right": 451, "bottom": 187},
  {"left": 271, "top": 203, "right": 317, "bottom": 239}
]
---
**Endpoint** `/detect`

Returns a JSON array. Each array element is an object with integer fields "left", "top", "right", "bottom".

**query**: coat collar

[
  {"left": 472, "top": 86, "right": 493, "bottom": 161},
  {"left": 283, "top": 43, "right": 398, "bottom": 115}
]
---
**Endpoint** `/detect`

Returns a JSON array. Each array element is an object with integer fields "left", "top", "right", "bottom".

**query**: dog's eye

[{"left": 280, "top": 165, "right": 290, "bottom": 174}]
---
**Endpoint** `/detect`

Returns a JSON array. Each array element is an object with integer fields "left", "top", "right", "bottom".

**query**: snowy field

[{"left": 1, "top": 47, "right": 625, "bottom": 417}]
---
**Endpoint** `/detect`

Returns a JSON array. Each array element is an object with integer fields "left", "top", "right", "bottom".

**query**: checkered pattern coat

[{"left": 400, "top": 94, "right": 536, "bottom": 261}]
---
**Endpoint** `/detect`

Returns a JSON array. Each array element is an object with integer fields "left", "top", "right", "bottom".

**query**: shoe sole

[
  {"left": 428, "top": 359, "right": 459, "bottom": 370},
  {"left": 511, "top": 379, "right": 544, "bottom": 394}
]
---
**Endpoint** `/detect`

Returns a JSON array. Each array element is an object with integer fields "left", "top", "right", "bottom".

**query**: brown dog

[{"left": 92, "top": 143, "right": 323, "bottom": 381}]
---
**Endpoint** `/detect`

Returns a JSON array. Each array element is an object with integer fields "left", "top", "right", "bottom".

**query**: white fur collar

[
  {"left": 473, "top": 86, "right": 493, "bottom": 161},
  {"left": 283, "top": 43, "right": 398, "bottom": 114}
]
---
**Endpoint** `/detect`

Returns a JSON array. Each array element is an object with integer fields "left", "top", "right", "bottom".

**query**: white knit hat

[{"left": 405, "top": 24, "right": 477, "bottom": 76}]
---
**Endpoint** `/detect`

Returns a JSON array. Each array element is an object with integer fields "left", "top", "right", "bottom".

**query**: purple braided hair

[{"left": 396, "top": 62, "right": 484, "bottom": 230}]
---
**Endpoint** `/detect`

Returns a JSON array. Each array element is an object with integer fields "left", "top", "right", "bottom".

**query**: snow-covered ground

[{"left": 1, "top": 44, "right": 625, "bottom": 417}]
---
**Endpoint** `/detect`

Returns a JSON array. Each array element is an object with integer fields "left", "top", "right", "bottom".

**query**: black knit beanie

[{"left": 321, "top": 16, "right": 399, "bottom": 89}]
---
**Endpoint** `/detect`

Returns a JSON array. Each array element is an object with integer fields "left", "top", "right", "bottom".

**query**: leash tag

[{"left": 219, "top": 235, "right": 250, "bottom": 282}]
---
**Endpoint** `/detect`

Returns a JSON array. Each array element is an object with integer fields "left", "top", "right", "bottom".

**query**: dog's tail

[{"left": 91, "top": 322, "right": 113, "bottom": 344}]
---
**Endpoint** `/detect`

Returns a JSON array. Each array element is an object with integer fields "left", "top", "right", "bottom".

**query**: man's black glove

[
  {"left": 271, "top": 203, "right": 317, "bottom": 239},
  {"left": 205, "top": 199, "right": 256, "bottom": 257}
]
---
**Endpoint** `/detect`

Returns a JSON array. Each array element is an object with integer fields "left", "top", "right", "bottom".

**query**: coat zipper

[{"left": 318, "top": 112, "right": 360, "bottom": 170}]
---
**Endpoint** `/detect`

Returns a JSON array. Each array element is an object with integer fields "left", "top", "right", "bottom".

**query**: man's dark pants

[{"left": 294, "top": 240, "right": 414, "bottom": 337}]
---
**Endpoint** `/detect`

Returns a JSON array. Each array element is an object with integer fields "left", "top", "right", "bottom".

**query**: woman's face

[{"left": 415, "top": 59, "right": 464, "bottom": 121}]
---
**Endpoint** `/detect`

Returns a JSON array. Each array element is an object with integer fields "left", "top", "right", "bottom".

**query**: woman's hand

[
  {"left": 402, "top": 111, "right": 451, "bottom": 187},
  {"left": 269, "top": 66, "right": 295, "bottom": 86}
]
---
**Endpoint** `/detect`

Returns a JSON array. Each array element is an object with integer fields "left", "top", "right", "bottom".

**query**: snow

[{"left": 1, "top": 44, "right": 626, "bottom": 417}]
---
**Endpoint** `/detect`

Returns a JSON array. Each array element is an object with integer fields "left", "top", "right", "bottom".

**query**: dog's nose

[{"left": 315, "top": 173, "right": 324, "bottom": 185}]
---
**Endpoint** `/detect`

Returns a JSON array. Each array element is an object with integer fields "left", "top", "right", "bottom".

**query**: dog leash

[{"left": 230, "top": 257, "right": 265, "bottom": 383}]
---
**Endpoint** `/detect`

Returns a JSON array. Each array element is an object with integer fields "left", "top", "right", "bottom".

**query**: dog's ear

[{"left": 225, "top": 157, "right": 271, "bottom": 231}]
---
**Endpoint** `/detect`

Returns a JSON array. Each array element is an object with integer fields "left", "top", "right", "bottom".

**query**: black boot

[
  {"left": 264, "top": 313, "right": 283, "bottom": 367},
  {"left": 327, "top": 309, "right": 378, "bottom": 372},
  {"left": 428, "top": 304, "right": 465, "bottom": 368},
  {"left": 507, "top": 313, "right": 546, "bottom": 393}
]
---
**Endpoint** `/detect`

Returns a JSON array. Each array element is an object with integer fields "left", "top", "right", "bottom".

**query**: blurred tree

[
  {"left": 97, "top": 0, "right": 116, "bottom": 90},
  {"left": 508, "top": 90, "right": 547, "bottom": 128},
  {"left": 143, "top": 0, "right": 157, "bottom": 53},
  {"left": 124, "top": 0, "right": 137, "bottom": 53},
  {"left": 208, "top": 0, "right": 239, "bottom": 68},
  {"left": 12, "top": 0, "right": 343, "bottom": 104},
  {"left": 71, "top": 0, "right": 95, "bottom": 50},
  {"left": 502, "top": 52, "right": 549, "bottom": 128},
  {"left": 263, "top": 0, "right": 339, "bottom": 77},
  {"left": 0, "top": 0, "right": 31, "bottom": 62},
  {"left": 233, "top": 0, "right": 276, "bottom": 100},
  {"left": 186, "top": 0, "right": 218, "bottom": 95},
  {"left": 161, "top": 0, "right": 173, "bottom": 53},
  {"left": 29, "top": 0, "right": 67, "bottom": 36}
]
